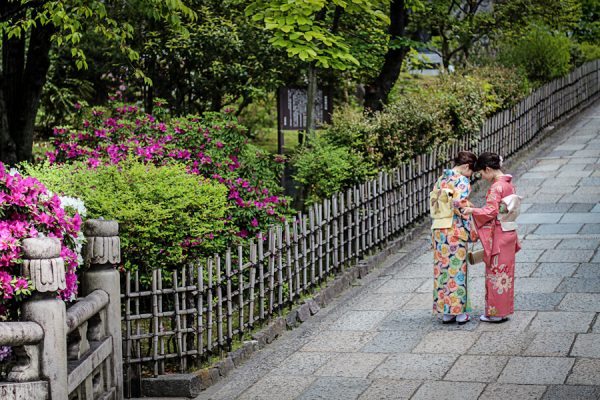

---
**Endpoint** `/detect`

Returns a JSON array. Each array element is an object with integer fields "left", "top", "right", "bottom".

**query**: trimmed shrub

[
  {"left": 292, "top": 139, "right": 375, "bottom": 205},
  {"left": 23, "top": 158, "right": 229, "bottom": 273}
]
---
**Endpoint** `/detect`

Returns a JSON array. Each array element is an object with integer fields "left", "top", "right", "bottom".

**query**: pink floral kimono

[{"left": 472, "top": 175, "right": 521, "bottom": 317}]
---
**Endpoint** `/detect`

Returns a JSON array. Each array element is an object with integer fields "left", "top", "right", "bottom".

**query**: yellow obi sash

[{"left": 430, "top": 188, "right": 454, "bottom": 229}]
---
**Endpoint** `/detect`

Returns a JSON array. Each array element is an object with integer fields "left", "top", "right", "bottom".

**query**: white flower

[{"left": 59, "top": 196, "right": 87, "bottom": 218}]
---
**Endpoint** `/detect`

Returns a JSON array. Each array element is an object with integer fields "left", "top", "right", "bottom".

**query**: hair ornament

[{"left": 499, "top": 155, "right": 504, "bottom": 167}]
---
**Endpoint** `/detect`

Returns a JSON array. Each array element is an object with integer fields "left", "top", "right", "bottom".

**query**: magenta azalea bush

[
  {"left": 0, "top": 164, "right": 82, "bottom": 314},
  {"left": 46, "top": 100, "right": 290, "bottom": 242}
]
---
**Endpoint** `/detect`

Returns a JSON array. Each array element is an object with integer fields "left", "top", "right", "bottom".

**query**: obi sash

[
  {"left": 498, "top": 194, "right": 523, "bottom": 231},
  {"left": 430, "top": 188, "right": 454, "bottom": 229}
]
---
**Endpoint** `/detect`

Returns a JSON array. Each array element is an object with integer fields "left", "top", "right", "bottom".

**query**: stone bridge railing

[{"left": 0, "top": 220, "right": 123, "bottom": 400}]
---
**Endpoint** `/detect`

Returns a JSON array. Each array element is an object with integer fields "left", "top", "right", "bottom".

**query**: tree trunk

[
  {"left": 364, "top": 0, "right": 409, "bottom": 112},
  {"left": 0, "top": 21, "right": 53, "bottom": 165}
]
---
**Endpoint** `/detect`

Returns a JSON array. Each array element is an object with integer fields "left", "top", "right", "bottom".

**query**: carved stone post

[
  {"left": 82, "top": 219, "right": 123, "bottom": 399},
  {"left": 20, "top": 237, "right": 68, "bottom": 400}
]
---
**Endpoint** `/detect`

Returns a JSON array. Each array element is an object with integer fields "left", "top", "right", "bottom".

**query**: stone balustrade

[{"left": 0, "top": 219, "right": 123, "bottom": 400}]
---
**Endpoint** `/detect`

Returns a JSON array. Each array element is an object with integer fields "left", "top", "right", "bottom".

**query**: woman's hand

[{"left": 462, "top": 207, "right": 474, "bottom": 215}]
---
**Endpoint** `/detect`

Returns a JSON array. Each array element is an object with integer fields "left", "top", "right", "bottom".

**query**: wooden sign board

[{"left": 277, "top": 87, "right": 333, "bottom": 130}]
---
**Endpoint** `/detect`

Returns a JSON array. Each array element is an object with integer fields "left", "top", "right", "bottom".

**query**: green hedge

[{"left": 23, "top": 158, "right": 229, "bottom": 273}]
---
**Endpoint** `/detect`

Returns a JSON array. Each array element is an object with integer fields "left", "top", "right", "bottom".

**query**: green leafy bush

[
  {"left": 23, "top": 158, "right": 229, "bottom": 272},
  {"left": 571, "top": 42, "right": 600, "bottom": 66},
  {"left": 462, "top": 66, "right": 530, "bottom": 112},
  {"left": 292, "top": 139, "right": 375, "bottom": 205},
  {"left": 499, "top": 25, "right": 572, "bottom": 84}
]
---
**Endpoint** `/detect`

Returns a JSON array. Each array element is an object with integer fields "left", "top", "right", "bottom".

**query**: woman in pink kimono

[{"left": 463, "top": 152, "right": 521, "bottom": 322}]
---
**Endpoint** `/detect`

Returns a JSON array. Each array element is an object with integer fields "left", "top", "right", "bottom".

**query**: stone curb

[{"left": 140, "top": 223, "right": 421, "bottom": 398}]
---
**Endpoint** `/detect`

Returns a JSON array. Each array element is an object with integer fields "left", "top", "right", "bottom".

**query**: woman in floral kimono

[
  {"left": 463, "top": 152, "right": 521, "bottom": 322},
  {"left": 430, "top": 151, "right": 478, "bottom": 324}
]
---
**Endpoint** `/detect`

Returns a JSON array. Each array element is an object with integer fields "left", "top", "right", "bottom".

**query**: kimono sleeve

[
  {"left": 452, "top": 175, "right": 472, "bottom": 209},
  {"left": 472, "top": 183, "right": 502, "bottom": 225}
]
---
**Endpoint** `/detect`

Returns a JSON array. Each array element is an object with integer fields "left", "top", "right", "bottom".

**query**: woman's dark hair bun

[
  {"left": 453, "top": 151, "right": 477, "bottom": 169},
  {"left": 474, "top": 152, "right": 502, "bottom": 171}
]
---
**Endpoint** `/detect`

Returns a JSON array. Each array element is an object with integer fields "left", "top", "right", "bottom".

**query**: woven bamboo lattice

[{"left": 121, "top": 60, "right": 600, "bottom": 396}]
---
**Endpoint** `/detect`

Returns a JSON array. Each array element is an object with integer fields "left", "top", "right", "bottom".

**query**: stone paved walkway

[{"left": 196, "top": 103, "right": 600, "bottom": 400}]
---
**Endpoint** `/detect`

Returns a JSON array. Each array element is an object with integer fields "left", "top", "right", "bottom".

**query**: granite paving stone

[
  {"left": 557, "top": 277, "right": 600, "bottom": 292},
  {"left": 520, "top": 172, "right": 557, "bottom": 179},
  {"left": 542, "top": 385, "right": 600, "bottom": 400},
  {"left": 523, "top": 332, "right": 576, "bottom": 356},
  {"left": 514, "top": 293, "right": 565, "bottom": 311},
  {"left": 377, "top": 310, "right": 437, "bottom": 332},
  {"left": 517, "top": 213, "right": 563, "bottom": 224},
  {"left": 412, "top": 331, "right": 479, "bottom": 354},
  {"left": 476, "top": 311, "right": 537, "bottom": 332},
  {"left": 394, "top": 263, "right": 431, "bottom": 278},
  {"left": 443, "top": 355, "right": 508, "bottom": 382},
  {"left": 567, "top": 359, "right": 600, "bottom": 385},
  {"left": 357, "top": 380, "right": 422, "bottom": 400},
  {"left": 537, "top": 249, "right": 593, "bottom": 263},
  {"left": 534, "top": 223, "right": 582, "bottom": 235},
  {"left": 300, "top": 331, "right": 378, "bottom": 353},
  {"left": 273, "top": 352, "right": 334, "bottom": 376},
  {"left": 497, "top": 357, "right": 574, "bottom": 384},
  {"left": 580, "top": 223, "right": 600, "bottom": 233},
  {"left": 529, "top": 311, "right": 595, "bottom": 332},
  {"left": 569, "top": 203, "right": 597, "bottom": 212},
  {"left": 581, "top": 176, "right": 600, "bottom": 185},
  {"left": 330, "top": 310, "right": 389, "bottom": 331},
  {"left": 469, "top": 332, "right": 535, "bottom": 355},
  {"left": 532, "top": 263, "right": 577, "bottom": 277},
  {"left": 296, "top": 377, "right": 371, "bottom": 400},
  {"left": 411, "top": 381, "right": 485, "bottom": 400},
  {"left": 569, "top": 157, "right": 598, "bottom": 164},
  {"left": 374, "top": 277, "right": 426, "bottom": 293},
  {"left": 369, "top": 353, "right": 457, "bottom": 380},
  {"left": 349, "top": 292, "right": 412, "bottom": 311},
  {"left": 557, "top": 239, "right": 600, "bottom": 249},
  {"left": 515, "top": 249, "right": 545, "bottom": 262},
  {"left": 521, "top": 239, "right": 560, "bottom": 249},
  {"left": 415, "top": 279, "right": 433, "bottom": 293},
  {"left": 238, "top": 375, "right": 316, "bottom": 400},
  {"left": 574, "top": 263, "right": 600, "bottom": 278},
  {"left": 515, "top": 277, "right": 563, "bottom": 293},
  {"left": 560, "top": 212, "right": 600, "bottom": 223},
  {"left": 557, "top": 170, "right": 593, "bottom": 177},
  {"left": 515, "top": 263, "right": 540, "bottom": 277},
  {"left": 559, "top": 163, "right": 588, "bottom": 171},
  {"left": 537, "top": 185, "right": 576, "bottom": 194},
  {"left": 522, "top": 203, "right": 571, "bottom": 213},
  {"left": 360, "top": 331, "right": 423, "bottom": 353},
  {"left": 558, "top": 293, "right": 600, "bottom": 312},
  {"left": 479, "top": 384, "right": 546, "bottom": 400},
  {"left": 570, "top": 334, "right": 600, "bottom": 358},
  {"left": 401, "top": 293, "right": 432, "bottom": 310},
  {"left": 543, "top": 176, "right": 582, "bottom": 186},
  {"left": 560, "top": 193, "right": 600, "bottom": 203},
  {"left": 314, "top": 353, "right": 387, "bottom": 378}
]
